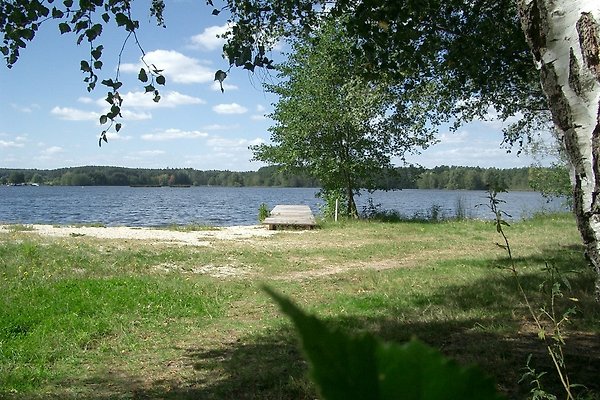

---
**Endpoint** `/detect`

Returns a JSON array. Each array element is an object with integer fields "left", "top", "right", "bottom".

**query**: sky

[{"left": 0, "top": 0, "right": 552, "bottom": 172}]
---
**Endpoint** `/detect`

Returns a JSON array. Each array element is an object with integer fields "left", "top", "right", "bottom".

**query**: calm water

[{"left": 0, "top": 186, "right": 568, "bottom": 227}]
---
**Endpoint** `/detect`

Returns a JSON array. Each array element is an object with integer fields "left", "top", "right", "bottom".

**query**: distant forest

[{"left": 0, "top": 165, "right": 553, "bottom": 191}]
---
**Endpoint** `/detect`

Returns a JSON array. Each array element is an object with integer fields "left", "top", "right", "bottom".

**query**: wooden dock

[{"left": 262, "top": 205, "right": 317, "bottom": 230}]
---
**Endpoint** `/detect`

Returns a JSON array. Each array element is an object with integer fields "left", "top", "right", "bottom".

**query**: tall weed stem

[{"left": 486, "top": 188, "right": 575, "bottom": 400}]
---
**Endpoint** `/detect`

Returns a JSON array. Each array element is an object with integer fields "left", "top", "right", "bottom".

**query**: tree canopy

[
  {"left": 1, "top": 0, "right": 549, "bottom": 145},
  {"left": 218, "top": 0, "right": 551, "bottom": 147},
  {"left": 251, "top": 22, "right": 434, "bottom": 217}
]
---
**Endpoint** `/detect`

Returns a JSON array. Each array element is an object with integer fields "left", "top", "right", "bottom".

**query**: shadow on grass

[{"left": 6, "top": 245, "right": 599, "bottom": 400}]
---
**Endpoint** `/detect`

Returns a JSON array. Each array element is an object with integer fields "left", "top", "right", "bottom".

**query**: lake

[{"left": 0, "top": 186, "right": 568, "bottom": 227}]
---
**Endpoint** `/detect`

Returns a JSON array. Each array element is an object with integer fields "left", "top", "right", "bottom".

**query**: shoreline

[{"left": 0, "top": 223, "right": 279, "bottom": 245}]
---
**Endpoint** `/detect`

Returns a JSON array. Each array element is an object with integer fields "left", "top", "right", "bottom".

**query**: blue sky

[{"left": 0, "top": 1, "right": 548, "bottom": 171}]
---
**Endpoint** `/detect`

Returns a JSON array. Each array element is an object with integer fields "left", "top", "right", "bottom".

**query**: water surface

[{"left": 0, "top": 186, "right": 568, "bottom": 227}]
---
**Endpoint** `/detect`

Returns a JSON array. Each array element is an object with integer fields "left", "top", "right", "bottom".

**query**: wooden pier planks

[{"left": 262, "top": 205, "right": 317, "bottom": 230}]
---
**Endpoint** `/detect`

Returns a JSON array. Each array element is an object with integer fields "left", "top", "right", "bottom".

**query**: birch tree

[{"left": 519, "top": 0, "right": 600, "bottom": 300}]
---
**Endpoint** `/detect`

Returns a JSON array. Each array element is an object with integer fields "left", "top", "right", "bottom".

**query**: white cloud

[
  {"left": 117, "top": 90, "right": 205, "bottom": 109},
  {"left": 105, "top": 132, "right": 133, "bottom": 141},
  {"left": 52, "top": 105, "right": 151, "bottom": 122},
  {"left": 475, "top": 107, "right": 524, "bottom": 129},
  {"left": 11, "top": 103, "right": 39, "bottom": 113},
  {"left": 121, "top": 50, "right": 214, "bottom": 84},
  {"left": 120, "top": 109, "right": 153, "bottom": 120},
  {"left": 141, "top": 128, "right": 209, "bottom": 141},
  {"left": 207, "top": 136, "right": 264, "bottom": 150},
  {"left": 250, "top": 104, "right": 269, "bottom": 121},
  {"left": 203, "top": 123, "right": 241, "bottom": 131},
  {"left": 211, "top": 80, "right": 239, "bottom": 91},
  {"left": 51, "top": 107, "right": 99, "bottom": 121},
  {"left": 439, "top": 131, "right": 469, "bottom": 144},
  {"left": 42, "top": 146, "right": 64, "bottom": 155},
  {"left": 137, "top": 150, "right": 166, "bottom": 156},
  {"left": 189, "top": 24, "right": 230, "bottom": 51},
  {"left": 0, "top": 139, "right": 25, "bottom": 148},
  {"left": 212, "top": 103, "right": 248, "bottom": 114},
  {"left": 77, "top": 97, "right": 95, "bottom": 104},
  {"left": 184, "top": 136, "right": 265, "bottom": 170}
]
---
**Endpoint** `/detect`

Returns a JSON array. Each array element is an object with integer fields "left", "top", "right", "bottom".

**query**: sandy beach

[{"left": 0, "top": 224, "right": 279, "bottom": 246}]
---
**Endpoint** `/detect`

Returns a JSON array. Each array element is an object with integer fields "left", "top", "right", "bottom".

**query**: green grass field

[{"left": 1, "top": 213, "right": 598, "bottom": 399}]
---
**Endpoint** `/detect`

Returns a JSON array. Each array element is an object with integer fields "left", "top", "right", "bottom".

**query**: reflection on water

[{"left": 0, "top": 186, "right": 568, "bottom": 227}]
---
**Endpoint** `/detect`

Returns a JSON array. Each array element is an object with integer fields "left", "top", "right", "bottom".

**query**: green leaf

[
  {"left": 138, "top": 68, "right": 148, "bottom": 82},
  {"left": 265, "top": 287, "right": 503, "bottom": 400},
  {"left": 214, "top": 69, "right": 227, "bottom": 82},
  {"left": 101, "top": 79, "right": 113, "bottom": 87},
  {"left": 214, "top": 69, "right": 227, "bottom": 93},
  {"left": 85, "top": 24, "right": 103, "bottom": 42},
  {"left": 63, "top": 0, "right": 73, "bottom": 7},
  {"left": 101, "top": 12, "right": 110, "bottom": 23},
  {"left": 52, "top": 8, "right": 64, "bottom": 18},
  {"left": 538, "top": 328, "right": 546, "bottom": 340},
  {"left": 80, "top": 60, "right": 91, "bottom": 72},
  {"left": 212, "top": 9, "right": 220, "bottom": 15},
  {"left": 91, "top": 45, "right": 103, "bottom": 60},
  {"left": 115, "top": 123, "right": 122, "bottom": 132},
  {"left": 115, "top": 13, "right": 129, "bottom": 27},
  {"left": 58, "top": 23, "right": 71, "bottom": 34},
  {"left": 98, "top": 131, "right": 108, "bottom": 147},
  {"left": 156, "top": 75, "right": 166, "bottom": 85},
  {"left": 144, "top": 84, "right": 155, "bottom": 93},
  {"left": 21, "top": 29, "right": 35, "bottom": 41},
  {"left": 99, "top": 115, "right": 107, "bottom": 125}
]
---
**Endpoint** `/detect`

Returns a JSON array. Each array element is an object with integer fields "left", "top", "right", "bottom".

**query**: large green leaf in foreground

[{"left": 265, "top": 287, "right": 504, "bottom": 400}]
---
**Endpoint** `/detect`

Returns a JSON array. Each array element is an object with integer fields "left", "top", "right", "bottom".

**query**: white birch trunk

[{"left": 518, "top": 0, "right": 600, "bottom": 301}]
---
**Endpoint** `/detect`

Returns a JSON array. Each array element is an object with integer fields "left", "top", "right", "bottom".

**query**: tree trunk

[
  {"left": 518, "top": 0, "right": 600, "bottom": 301},
  {"left": 347, "top": 184, "right": 358, "bottom": 219}
]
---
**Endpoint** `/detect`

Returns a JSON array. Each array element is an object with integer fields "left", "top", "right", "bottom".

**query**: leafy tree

[
  {"left": 8, "top": 171, "right": 25, "bottom": 184},
  {"left": 252, "top": 22, "right": 433, "bottom": 217},
  {"left": 529, "top": 164, "right": 572, "bottom": 206}
]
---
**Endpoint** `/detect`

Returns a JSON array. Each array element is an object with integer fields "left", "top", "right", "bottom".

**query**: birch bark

[{"left": 518, "top": 0, "right": 600, "bottom": 301}]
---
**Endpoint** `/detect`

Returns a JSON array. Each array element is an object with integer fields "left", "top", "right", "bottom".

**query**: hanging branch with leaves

[{"left": 0, "top": 0, "right": 168, "bottom": 145}]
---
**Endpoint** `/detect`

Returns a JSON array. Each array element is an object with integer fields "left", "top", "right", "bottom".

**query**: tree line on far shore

[{"left": 0, "top": 165, "right": 567, "bottom": 192}]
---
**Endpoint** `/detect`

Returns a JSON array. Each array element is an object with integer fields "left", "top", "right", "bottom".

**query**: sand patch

[
  {"left": 154, "top": 262, "right": 253, "bottom": 278},
  {"left": 0, "top": 224, "right": 278, "bottom": 246}
]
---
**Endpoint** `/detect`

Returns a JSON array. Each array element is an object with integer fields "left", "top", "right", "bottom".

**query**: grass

[
  {"left": 0, "top": 213, "right": 598, "bottom": 399},
  {"left": 4, "top": 224, "right": 35, "bottom": 232},
  {"left": 160, "top": 223, "right": 220, "bottom": 232}
]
